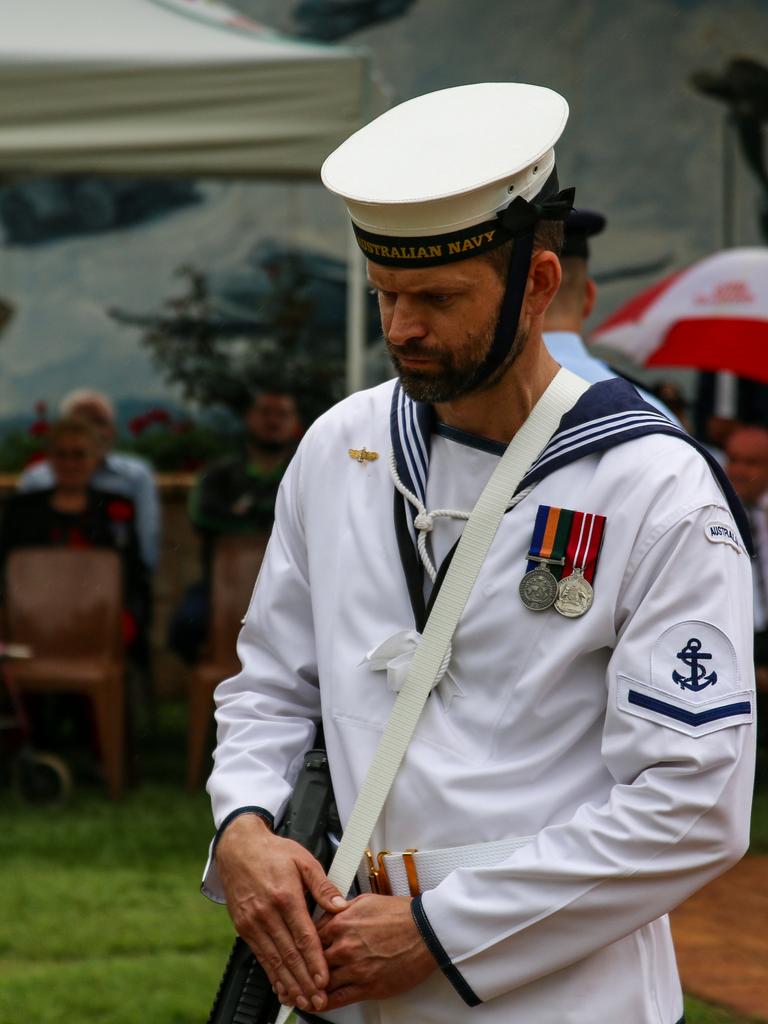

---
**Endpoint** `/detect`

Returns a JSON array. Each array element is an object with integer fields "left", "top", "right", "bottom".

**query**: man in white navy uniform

[
  {"left": 543, "top": 208, "right": 678, "bottom": 421},
  {"left": 204, "top": 83, "right": 756, "bottom": 1024}
]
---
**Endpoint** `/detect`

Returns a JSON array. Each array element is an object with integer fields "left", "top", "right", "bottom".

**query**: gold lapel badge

[{"left": 348, "top": 447, "right": 379, "bottom": 463}]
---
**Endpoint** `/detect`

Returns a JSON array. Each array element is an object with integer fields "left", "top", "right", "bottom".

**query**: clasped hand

[{"left": 215, "top": 815, "right": 436, "bottom": 1013}]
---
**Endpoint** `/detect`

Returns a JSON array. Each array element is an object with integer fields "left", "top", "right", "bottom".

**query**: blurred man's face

[
  {"left": 707, "top": 415, "right": 738, "bottom": 451},
  {"left": 49, "top": 431, "right": 101, "bottom": 491},
  {"left": 245, "top": 395, "right": 300, "bottom": 451},
  {"left": 725, "top": 428, "right": 768, "bottom": 505}
]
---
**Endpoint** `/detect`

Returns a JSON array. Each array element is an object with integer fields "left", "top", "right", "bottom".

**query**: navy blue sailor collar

[{"left": 389, "top": 377, "right": 754, "bottom": 557}]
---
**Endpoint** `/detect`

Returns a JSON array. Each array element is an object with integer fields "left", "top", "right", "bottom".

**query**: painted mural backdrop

[{"left": 0, "top": 0, "right": 765, "bottom": 440}]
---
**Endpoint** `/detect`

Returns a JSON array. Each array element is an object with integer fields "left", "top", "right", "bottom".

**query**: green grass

[
  {"left": 685, "top": 995, "right": 765, "bottom": 1024},
  {"left": 0, "top": 782, "right": 235, "bottom": 1024},
  {"left": 0, "top": 702, "right": 765, "bottom": 1023},
  {"left": 0, "top": 702, "right": 236, "bottom": 1024}
]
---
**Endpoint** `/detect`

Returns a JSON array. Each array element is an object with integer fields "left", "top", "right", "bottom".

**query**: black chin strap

[{"left": 472, "top": 172, "right": 575, "bottom": 387}]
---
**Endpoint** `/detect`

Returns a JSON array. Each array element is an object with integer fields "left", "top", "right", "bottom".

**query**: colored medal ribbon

[
  {"left": 561, "top": 509, "right": 606, "bottom": 584},
  {"left": 525, "top": 504, "right": 575, "bottom": 577}
]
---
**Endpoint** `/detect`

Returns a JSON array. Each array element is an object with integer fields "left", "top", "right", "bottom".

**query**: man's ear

[
  {"left": 582, "top": 277, "right": 597, "bottom": 320},
  {"left": 525, "top": 249, "right": 562, "bottom": 318}
]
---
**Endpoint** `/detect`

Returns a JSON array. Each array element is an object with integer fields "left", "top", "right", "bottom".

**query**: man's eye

[
  {"left": 428, "top": 294, "right": 451, "bottom": 305},
  {"left": 372, "top": 289, "right": 396, "bottom": 302}
]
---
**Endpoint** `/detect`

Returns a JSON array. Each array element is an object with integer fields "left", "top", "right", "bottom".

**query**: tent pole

[
  {"left": 715, "top": 113, "right": 737, "bottom": 417},
  {"left": 345, "top": 225, "right": 366, "bottom": 394}
]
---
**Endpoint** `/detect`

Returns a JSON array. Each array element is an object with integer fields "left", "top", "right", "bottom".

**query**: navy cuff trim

[
  {"left": 411, "top": 894, "right": 481, "bottom": 1008},
  {"left": 213, "top": 806, "right": 274, "bottom": 853}
]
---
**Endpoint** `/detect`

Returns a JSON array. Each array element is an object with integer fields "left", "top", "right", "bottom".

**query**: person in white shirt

[
  {"left": 204, "top": 84, "right": 755, "bottom": 1024},
  {"left": 17, "top": 389, "right": 160, "bottom": 572},
  {"left": 543, "top": 209, "right": 680, "bottom": 422},
  {"left": 725, "top": 424, "right": 768, "bottom": 774}
]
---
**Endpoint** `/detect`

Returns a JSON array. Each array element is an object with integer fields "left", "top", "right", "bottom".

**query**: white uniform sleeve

[
  {"left": 417, "top": 492, "right": 756, "bottom": 1004},
  {"left": 202, "top": 443, "right": 321, "bottom": 900}
]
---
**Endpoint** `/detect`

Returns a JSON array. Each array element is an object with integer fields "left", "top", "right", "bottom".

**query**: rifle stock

[{"left": 207, "top": 749, "right": 339, "bottom": 1024}]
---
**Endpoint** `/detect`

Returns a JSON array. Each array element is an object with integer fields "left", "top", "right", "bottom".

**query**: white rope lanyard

[{"left": 388, "top": 449, "right": 533, "bottom": 582}]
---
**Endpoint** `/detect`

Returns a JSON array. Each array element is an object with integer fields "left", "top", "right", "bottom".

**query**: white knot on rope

[
  {"left": 414, "top": 511, "right": 434, "bottom": 533},
  {"left": 387, "top": 448, "right": 535, "bottom": 584}
]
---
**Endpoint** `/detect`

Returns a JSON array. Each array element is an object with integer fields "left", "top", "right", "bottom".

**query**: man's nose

[{"left": 385, "top": 297, "right": 428, "bottom": 346}]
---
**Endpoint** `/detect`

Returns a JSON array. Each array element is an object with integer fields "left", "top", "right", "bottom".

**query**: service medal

[
  {"left": 554, "top": 567, "right": 594, "bottom": 618},
  {"left": 519, "top": 562, "right": 558, "bottom": 611},
  {"left": 522, "top": 504, "right": 607, "bottom": 617}
]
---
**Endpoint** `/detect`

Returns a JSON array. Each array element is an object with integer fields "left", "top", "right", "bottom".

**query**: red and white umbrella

[{"left": 592, "top": 247, "right": 768, "bottom": 383}]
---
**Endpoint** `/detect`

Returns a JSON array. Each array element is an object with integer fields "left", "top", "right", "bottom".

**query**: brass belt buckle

[
  {"left": 365, "top": 848, "right": 420, "bottom": 896},
  {"left": 365, "top": 848, "right": 391, "bottom": 895}
]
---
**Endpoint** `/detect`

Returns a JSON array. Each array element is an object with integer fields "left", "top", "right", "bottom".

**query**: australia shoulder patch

[
  {"left": 704, "top": 519, "right": 742, "bottom": 553},
  {"left": 617, "top": 620, "right": 753, "bottom": 737}
]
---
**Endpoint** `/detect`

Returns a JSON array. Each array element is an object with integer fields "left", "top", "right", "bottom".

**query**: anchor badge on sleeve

[{"left": 672, "top": 638, "right": 718, "bottom": 692}]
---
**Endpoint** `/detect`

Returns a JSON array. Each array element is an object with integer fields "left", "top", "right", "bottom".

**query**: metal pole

[
  {"left": 715, "top": 113, "right": 737, "bottom": 417},
  {"left": 345, "top": 225, "right": 366, "bottom": 394},
  {"left": 722, "top": 112, "right": 735, "bottom": 248}
]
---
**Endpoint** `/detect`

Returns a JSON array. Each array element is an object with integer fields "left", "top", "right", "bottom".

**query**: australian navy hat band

[
  {"left": 353, "top": 216, "right": 508, "bottom": 267},
  {"left": 352, "top": 171, "right": 575, "bottom": 267}
]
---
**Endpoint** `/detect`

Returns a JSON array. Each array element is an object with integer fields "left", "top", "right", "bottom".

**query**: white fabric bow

[{"left": 361, "top": 629, "right": 463, "bottom": 711}]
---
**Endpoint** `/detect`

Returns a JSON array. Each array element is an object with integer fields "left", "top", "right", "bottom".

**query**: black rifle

[{"left": 207, "top": 749, "right": 340, "bottom": 1024}]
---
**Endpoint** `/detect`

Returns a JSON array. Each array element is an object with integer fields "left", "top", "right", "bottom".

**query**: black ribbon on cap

[
  {"left": 496, "top": 186, "right": 576, "bottom": 236},
  {"left": 469, "top": 173, "right": 574, "bottom": 387}
]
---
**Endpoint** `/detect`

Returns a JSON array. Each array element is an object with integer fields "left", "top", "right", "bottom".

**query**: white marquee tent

[{"left": 0, "top": 0, "right": 384, "bottom": 387}]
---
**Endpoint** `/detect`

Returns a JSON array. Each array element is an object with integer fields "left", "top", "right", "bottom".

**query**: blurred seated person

[
  {"left": 17, "top": 388, "right": 160, "bottom": 572},
  {"left": 0, "top": 416, "right": 150, "bottom": 656},
  {"left": 168, "top": 391, "right": 301, "bottom": 664},
  {"left": 543, "top": 209, "right": 679, "bottom": 423}
]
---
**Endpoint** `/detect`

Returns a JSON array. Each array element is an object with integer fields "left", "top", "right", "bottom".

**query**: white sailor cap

[{"left": 322, "top": 83, "right": 571, "bottom": 268}]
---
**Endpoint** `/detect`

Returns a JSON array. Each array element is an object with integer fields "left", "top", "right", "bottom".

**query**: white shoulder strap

[{"left": 325, "top": 367, "right": 589, "bottom": 896}]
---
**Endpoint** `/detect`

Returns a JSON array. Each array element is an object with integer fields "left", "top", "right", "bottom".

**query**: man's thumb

[{"left": 300, "top": 859, "right": 347, "bottom": 912}]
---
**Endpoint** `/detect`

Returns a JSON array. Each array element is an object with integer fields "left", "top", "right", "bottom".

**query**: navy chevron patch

[
  {"left": 628, "top": 689, "right": 752, "bottom": 727},
  {"left": 617, "top": 675, "right": 753, "bottom": 737}
]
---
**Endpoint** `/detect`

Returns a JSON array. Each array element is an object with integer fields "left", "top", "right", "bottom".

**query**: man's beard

[{"left": 386, "top": 313, "right": 528, "bottom": 403}]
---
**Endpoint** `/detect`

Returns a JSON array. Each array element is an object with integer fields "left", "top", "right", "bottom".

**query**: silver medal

[
  {"left": 519, "top": 562, "right": 559, "bottom": 611},
  {"left": 554, "top": 566, "right": 594, "bottom": 618}
]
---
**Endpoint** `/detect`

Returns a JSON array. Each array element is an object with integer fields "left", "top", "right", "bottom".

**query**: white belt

[{"left": 360, "top": 835, "right": 534, "bottom": 898}]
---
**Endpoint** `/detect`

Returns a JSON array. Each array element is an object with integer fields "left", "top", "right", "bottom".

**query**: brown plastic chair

[
  {"left": 186, "top": 533, "right": 269, "bottom": 790},
  {"left": 3, "top": 547, "right": 125, "bottom": 799}
]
